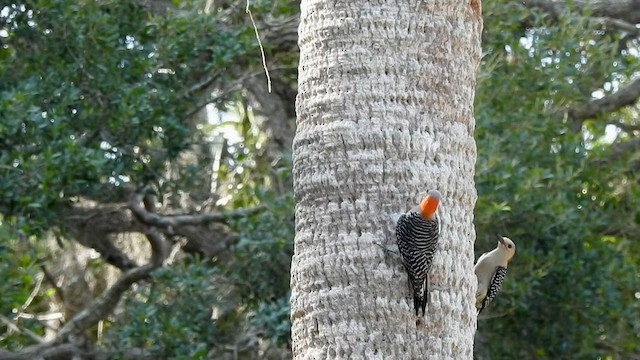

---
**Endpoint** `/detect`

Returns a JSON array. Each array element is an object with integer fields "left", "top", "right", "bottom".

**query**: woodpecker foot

[{"left": 373, "top": 240, "right": 399, "bottom": 257}]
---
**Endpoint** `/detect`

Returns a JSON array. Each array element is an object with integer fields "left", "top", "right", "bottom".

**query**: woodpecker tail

[
  {"left": 477, "top": 306, "right": 484, "bottom": 316},
  {"left": 412, "top": 278, "right": 428, "bottom": 316}
]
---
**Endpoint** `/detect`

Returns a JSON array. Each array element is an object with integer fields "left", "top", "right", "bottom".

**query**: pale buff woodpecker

[
  {"left": 395, "top": 189, "right": 441, "bottom": 316},
  {"left": 474, "top": 236, "right": 516, "bottom": 315}
]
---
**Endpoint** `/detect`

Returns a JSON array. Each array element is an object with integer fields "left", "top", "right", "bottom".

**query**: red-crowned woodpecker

[
  {"left": 474, "top": 236, "right": 516, "bottom": 315},
  {"left": 395, "top": 190, "right": 441, "bottom": 316}
]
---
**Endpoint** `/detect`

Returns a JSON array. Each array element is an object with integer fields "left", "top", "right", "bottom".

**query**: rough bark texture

[{"left": 291, "top": 1, "right": 482, "bottom": 359}]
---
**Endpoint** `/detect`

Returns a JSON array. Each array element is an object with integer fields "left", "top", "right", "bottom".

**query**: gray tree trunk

[{"left": 291, "top": 1, "right": 483, "bottom": 358}]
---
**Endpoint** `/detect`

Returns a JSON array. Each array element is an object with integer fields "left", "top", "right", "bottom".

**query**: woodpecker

[
  {"left": 395, "top": 189, "right": 441, "bottom": 316},
  {"left": 474, "top": 236, "right": 516, "bottom": 315}
]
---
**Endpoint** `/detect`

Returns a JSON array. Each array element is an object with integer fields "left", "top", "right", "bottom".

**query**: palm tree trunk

[{"left": 291, "top": 1, "right": 483, "bottom": 358}]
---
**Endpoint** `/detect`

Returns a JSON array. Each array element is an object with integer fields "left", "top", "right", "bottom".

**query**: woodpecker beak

[{"left": 497, "top": 235, "right": 506, "bottom": 246}]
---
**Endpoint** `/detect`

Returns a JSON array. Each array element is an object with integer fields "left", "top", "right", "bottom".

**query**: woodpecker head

[
  {"left": 419, "top": 189, "right": 441, "bottom": 220},
  {"left": 497, "top": 236, "right": 516, "bottom": 262}
]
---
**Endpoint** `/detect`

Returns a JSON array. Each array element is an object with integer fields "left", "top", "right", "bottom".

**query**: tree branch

[
  {"left": 62, "top": 203, "right": 144, "bottom": 271},
  {"left": 133, "top": 0, "right": 175, "bottom": 16},
  {"left": 179, "top": 70, "right": 223, "bottom": 99},
  {"left": 0, "top": 343, "right": 90, "bottom": 360},
  {"left": 1, "top": 193, "right": 271, "bottom": 358},
  {"left": 128, "top": 193, "right": 267, "bottom": 231},
  {"left": 569, "top": 77, "right": 640, "bottom": 121},
  {"left": 0, "top": 314, "right": 45, "bottom": 344},
  {"left": 0, "top": 343, "right": 155, "bottom": 360},
  {"left": 183, "top": 65, "right": 295, "bottom": 120},
  {"left": 0, "top": 260, "right": 161, "bottom": 360},
  {"left": 40, "top": 265, "right": 66, "bottom": 304},
  {"left": 63, "top": 200, "right": 241, "bottom": 260},
  {"left": 596, "top": 16, "right": 640, "bottom": 36},
  {"left": 0, "top": 221, "right": 168, "bottom": 360},
  {"left": 591, "top": 137, "right": 640, "bottom": 180},
  {"left": 603, "top": 136, "right": 640, "bottom": 162},
  {"left": 522, "top": 0, "right": 640, "bottom": 25},
  {"left": 54, "top": 230, "right": 164, "bottom": 342}
]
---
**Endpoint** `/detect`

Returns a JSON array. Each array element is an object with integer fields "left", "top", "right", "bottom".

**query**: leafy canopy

[
  {"left": 475, "top": 2, "right": 640, "bottom": 358},
  {"left": 0, "top": 0, "right": 254, "bottom": 232}
]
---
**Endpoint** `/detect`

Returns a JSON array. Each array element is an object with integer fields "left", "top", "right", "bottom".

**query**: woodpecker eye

[{"left": 508, "top": 244, "right": 512, "bottom": 249}]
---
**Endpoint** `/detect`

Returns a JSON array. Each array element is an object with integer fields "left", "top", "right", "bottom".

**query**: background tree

[
  {"left": 474, "top": 1, "right": 640, "bottom": 358},
  {"left": 0, "top": 0, "right": 296, "bottom": 358},
  {"left": 291, "top": 0, "right": 481, "bottom": 358},
  {"left": 0, "top": 0, "right": 639, "bottom": 359}
]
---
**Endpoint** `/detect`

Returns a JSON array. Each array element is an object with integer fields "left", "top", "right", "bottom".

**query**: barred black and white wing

[
  {"left": 478, "top": 265, "right": 507, "bottom": 315},
  {"left": 395, "top": 212, "right": 440, "bottom": 316}
]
